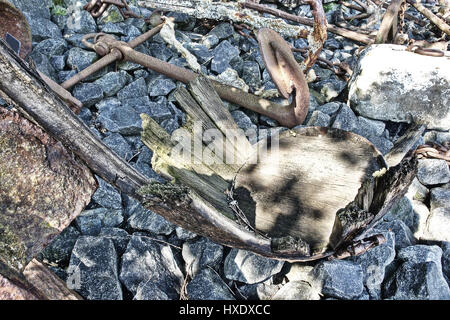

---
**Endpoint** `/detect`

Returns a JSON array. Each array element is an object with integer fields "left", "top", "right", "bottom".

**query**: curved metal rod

[
  {"left": 88, "top": 32, "right": 305, "bottom": 128},
  {"left": 406, "top": 44, "right": 446, "bottom": 57},
  {"left": 257, "top": 28, "right": 310, "bottom": 126}
]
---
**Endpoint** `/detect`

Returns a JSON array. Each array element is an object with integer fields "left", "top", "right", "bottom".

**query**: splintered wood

[{"left": 233, "top": 127, "right": 385, "bottom": 254}]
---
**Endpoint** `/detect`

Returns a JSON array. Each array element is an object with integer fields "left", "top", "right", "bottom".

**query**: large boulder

[{"left": 348, "top": 44, "right": 450, "bottom": 130}]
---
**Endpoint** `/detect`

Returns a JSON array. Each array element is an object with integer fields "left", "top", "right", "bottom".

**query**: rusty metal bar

[
  {"left": 121, "top": 44, "right": 300, "bottom": 127},
  {"left": 61, "top": 23, "right": 163, "bottom": 89},
  {"left": 37, "top": 70, "right": 83, "bottom": 114},
  {"left": 79, "top": 30, "right": 307, "bottom": 128}
]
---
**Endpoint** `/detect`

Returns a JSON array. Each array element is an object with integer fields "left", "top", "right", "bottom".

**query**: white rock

[
  {"left": 426, "top": 207, "right": 450, "bottom": 242},
  {"left": 411, "top": 200, "right": 431, "bottom": 240},
  {"left": 348, "top": 44, "right": 450, "bottom": 130},
  {"left": 284, "top": 263, "right": 315, "bottom": 283},
  {"left": 405, "top": 178, "right": 429, "bottom": 203},
  {"left": 271, "top": 281, "right": 320, "bottom": 300}
]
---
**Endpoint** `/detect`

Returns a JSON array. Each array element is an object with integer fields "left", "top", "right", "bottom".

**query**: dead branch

[
  {"left": 137, "top": 0, "right": 310, "bottom": 39},
  {"left": 407, "top": 0, "right": 450, "bottom": 35},
  {"left": 376, "top": 0, "right": 404, "bottom": 43},
  {"left": 370, "top": 0, "right": 427, "bottom": 26},
  {"left": 241, "top": 0, "right": 375, "bottom": 44}
]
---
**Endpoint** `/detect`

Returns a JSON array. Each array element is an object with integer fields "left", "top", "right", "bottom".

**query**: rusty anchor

[
  {"left": 78, "top": 28, "right": 309, "bottom": 128},
  {"left": 63, "top": 0, "right": 329, "bottom": 127},
  {"left": 61, "top": 15, "right": 320, "bottom": 128}
]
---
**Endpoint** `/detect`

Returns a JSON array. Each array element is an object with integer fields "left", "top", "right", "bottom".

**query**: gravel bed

[{"left": 6, "top": 0, "right": 449, "bottom": 300}]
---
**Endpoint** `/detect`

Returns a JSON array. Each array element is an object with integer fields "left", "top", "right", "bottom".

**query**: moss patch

[
  {"left": 139, "top": 181, "right": 189, "bottom": 201},
  {"left": 323, "top": 2, "right": 338, "bottom": 12},
  {"left": 0, "top": 224, "right": 27, "bottom": 271},
  {"left": 51, "top": 5, "right": 67, "bottom": 16},
  {"left": 102, "top": 9, "right": 123, "bottom": 23}
]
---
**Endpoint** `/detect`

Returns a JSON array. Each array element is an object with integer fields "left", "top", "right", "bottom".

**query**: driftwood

[
  {"left": 370, "top": 0, "right": 427, "bottom": 27},
  {"left": 407, "top": 0, "right": 450, "bottom": 36},
  {"left": 332, "top": 152, "right": 417, "bottom": 250},
  {"left": 141, "top": 75, "right": 417, "bottom": 260},
  {"left": 384, "top": 124, "right": 426, "bottom": 167},
  {"left": 0, "top": 39, "right": 147, "bottom": 297},
  {"left": 240, "top": 0, "right": 374, "bottom": 44},
  {"left": 0, "top": 39, "right": 148, "bottom": 200},
  {"left": 0, "top": 0, "right": 82, "bottom": 114},
  {"left": 138, "top": 0, "right": 310, "bottom": 39},
  {"left": 233, "top": 127, "right": 385, "bottom": 254},
  {"left": 21, "top": 259, "right": 82, "bottom": 300}
]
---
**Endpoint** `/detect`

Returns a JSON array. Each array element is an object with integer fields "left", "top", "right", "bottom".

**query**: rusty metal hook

[
  {"left": 406, "top": 43, "right": 445, "bottom": 57},
  {"left": 257, "top": 28, "right": 310, "bottom": 126}
]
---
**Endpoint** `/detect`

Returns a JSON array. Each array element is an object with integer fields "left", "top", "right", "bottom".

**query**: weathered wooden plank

[
  {"left": 22, "top": 259, "right": 83, "bottom": 300},
  {"left": 0, "top": 274, "right": 41, "bottom": 300},
  {"left": 376, "top": 0, "right": 403, "bottom": 43},
  {"left": 141, "top": 113, "right": 227, "bottom": 179},
  {"left": 140, "top": 114, "right": 236, "bottom": 219},
  {"left": 187, "top": 76, "right": 252, "bottom": 166},
  {"left": 407, "top": 0, "right": 450, "bottom": 36},
  {"left": 384, "top": 124, "right": 425, "bottom": 167},
  {"left": 233, "top": 127, "right": 385, "bottom": 254},
  {"left": 173, "top": 86, "right": 242, "bottom": 179},
  {"left": 0, "top": 39, "right": 149, "bottom": 199},
  {"left": 330, "top": 153, "right": 418, "bottom": 249}
]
